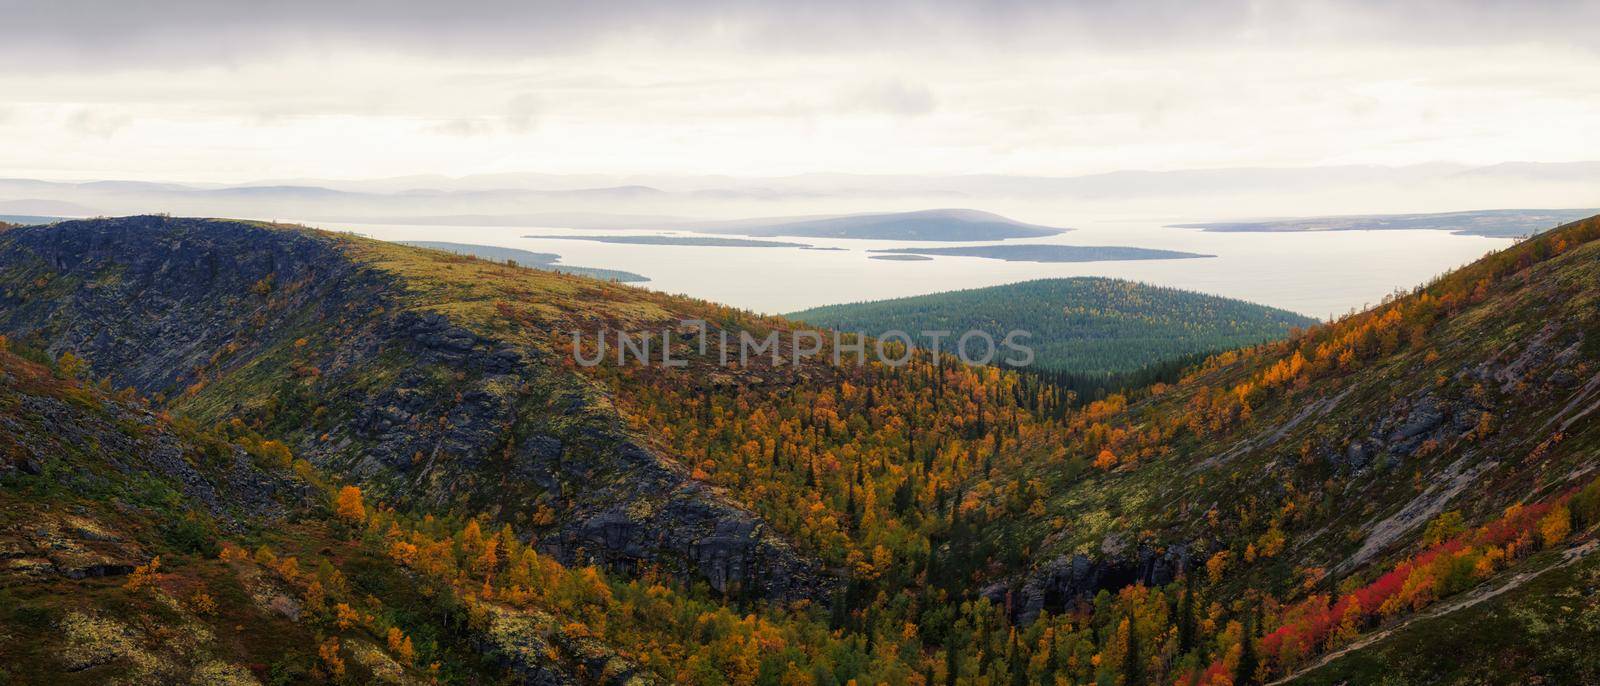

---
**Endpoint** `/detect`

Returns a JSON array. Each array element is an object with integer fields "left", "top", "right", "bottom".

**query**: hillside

[
  {"left": 0, "top": 341, "right": 823, "bottom": 684},
  {"left": 0, "top": 214, "right": 1597, "bottom": 685},
  {"left": 0, "top": 216, "right": 821, "bottom": 603},
  {"left": 789, "top": 278, "right": 1316, "bottom": 375},
  {"left": 961, "top": 213, "right": 1600, "bottom": 683}
]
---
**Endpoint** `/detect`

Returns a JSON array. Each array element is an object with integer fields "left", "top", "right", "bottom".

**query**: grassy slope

[
  {"left": 0, "top": 346, "right": 436, "bottom": 685},
  {"left": 787, "top": 278, "right": 1317, "bottom": 374}
]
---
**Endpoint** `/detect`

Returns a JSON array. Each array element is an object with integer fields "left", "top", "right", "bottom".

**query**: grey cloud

[{"left": 0, "top": 0, "right": 1593, "bottom": 70}]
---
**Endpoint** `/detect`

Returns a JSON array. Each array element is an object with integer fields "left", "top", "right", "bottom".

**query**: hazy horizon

[
  {"left": 4, "top": 1, "right": 1599, "bottom": 183},
  {"left": 5, "top": 0, "right": 1598, "bottom": 321}
]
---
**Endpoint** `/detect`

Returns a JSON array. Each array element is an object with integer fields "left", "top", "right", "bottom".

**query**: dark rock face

[
  {"left": 1323, "top": 390, "right": 1484, "bottom": 474},
  {"left": 996, "top": 541, "right": 1193, "bottom": 625},
  {"left": 1390, "top": 396, "right": 1446, "bottom": 444},
  {"left": 1337, "top": 438, "right": 1377, "bottom": 472},
  {"left": 0, "top": 216, "right": 824, "bottom": 602},
  {"left": 0, "top": 215, "right": 391, "bottom": 396}
]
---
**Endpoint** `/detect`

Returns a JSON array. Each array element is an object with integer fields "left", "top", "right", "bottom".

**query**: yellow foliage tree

[
  {"left": 123, "top": 556, "right": 161, "bottom": 592},
  {"left": 319, "top": 637, "right": 346, "bottom": 679},
  {"left": 1539, "top": 505, "right": 1571, "bottom": 548},
  {"left": 335, "top": 485, "right": 367, "bottom": 526},
  {"left": 56, "top": 351, "right": 89, "bottom": 379},
  {"left": 388, "top": 627, "right": 416, "bottom": 666}
]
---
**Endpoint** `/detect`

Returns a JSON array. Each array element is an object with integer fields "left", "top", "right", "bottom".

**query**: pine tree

[
  {"left": 1236, "top": 604, "right": 1260, "bottom": 685},
  {"left": 1177, "top": 571, "right": 1198, "bottom": 654}
]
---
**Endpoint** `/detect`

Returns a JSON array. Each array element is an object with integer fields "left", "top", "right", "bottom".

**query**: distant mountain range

[
  {"left": 3, "top": 161, "right": 1597, "bottom": 229},
  {"left": 1173, "top": 208, "right": 1600, "bottom": 238}
]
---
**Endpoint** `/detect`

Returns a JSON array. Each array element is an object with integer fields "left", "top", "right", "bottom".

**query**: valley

[
  {"left": 7, "top": 2, "right": 1600, "bottom": 683},
  {"left": 0, "top": 213, "right": 1596, "bottom": 684}
]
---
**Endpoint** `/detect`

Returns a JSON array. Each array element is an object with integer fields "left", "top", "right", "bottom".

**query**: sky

[{"left": 2, "top": 0, "right": 1598, "bottom": 182}]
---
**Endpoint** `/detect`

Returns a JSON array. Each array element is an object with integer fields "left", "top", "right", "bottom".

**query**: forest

[{"left": 787, "top": 278, "right": 1316, "bottom": 375}]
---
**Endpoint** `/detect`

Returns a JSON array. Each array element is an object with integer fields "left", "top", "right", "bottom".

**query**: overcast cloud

[{"left": 0, "top": 0, "right": 1596, "bottom": 181}]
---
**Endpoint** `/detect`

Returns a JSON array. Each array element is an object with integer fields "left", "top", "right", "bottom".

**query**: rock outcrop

[{"left": 990, "top": 539, "right": 1194, "bottom": 625}]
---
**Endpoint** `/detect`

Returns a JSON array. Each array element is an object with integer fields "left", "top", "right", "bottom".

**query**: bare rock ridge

[{"left": 0, "top": 215, "right": 822, "bottom": 601}]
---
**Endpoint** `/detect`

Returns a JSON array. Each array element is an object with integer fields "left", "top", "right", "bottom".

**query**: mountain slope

[
  {"left": 0, "top": 216, "right": 819, "bottom": 602},
  {"left": 1, "top": 213, "right": 1597, "bottom": 685},
  {"left": 0, "top": 342, "right": 808, "bottom": 685},
  {"left": 788, "top": 277, "right": 1317, "bottom": 374},
  {"left": 962, "top": 214, "right": 1600, "bottom": 682}
]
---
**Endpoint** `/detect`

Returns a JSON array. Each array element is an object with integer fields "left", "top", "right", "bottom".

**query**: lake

[{"left": 304, "top": 216, "right": 1516, "bottom": 320}]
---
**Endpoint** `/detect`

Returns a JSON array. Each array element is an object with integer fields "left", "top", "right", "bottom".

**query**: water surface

[{"left": 309, "top": 217, "right": 1514, "bottom": 320}]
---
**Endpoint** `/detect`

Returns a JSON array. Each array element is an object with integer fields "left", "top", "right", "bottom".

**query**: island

[
  {"left": 1171, "top": 208, "right": 1600, "bottom": 238},
  {"left": 866, "top": 244, "right": 1212, "bottom": 263},
  {"left": 399, "top": 241, "right": 649, "bottom": 282},
  {"left": 690, "top": 208, "right": 1069, "bottom": 241},
  {"left": 523, "top": 235, "right": 811, "bottom": 248}
]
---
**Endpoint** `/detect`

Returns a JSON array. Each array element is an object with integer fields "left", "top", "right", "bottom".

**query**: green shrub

[
  {"left": 1571, "top": 477, "right": 1600, "bottom": 529},
  {"left": 9, "top": 603, "right": 55, "bottom": 630},
  {"left": 161, "top": 516, "right": 220, "bottom": 557}
]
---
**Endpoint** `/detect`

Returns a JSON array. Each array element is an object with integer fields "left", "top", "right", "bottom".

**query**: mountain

[
  {"left": 0, "top": 332, "right": 730, "bottom": 684},
  {"left": 0, "top": 216, "right": 819, "bottom": 602},
  {"left": 690, "top": 208, "right": 1069, "bottom": 241},
  {"left": 964, "top": 213, "right": 1600, "bottom": 682},
  {"left": 0, "top": 214, "right": 1597, "bottom": 685},
  {"left": 787, "top": 278, "right": 1317, "bottom": 375}
]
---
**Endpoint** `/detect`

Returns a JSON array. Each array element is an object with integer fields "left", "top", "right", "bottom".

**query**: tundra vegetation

[{"left": 0, "top": 214, "right": 1596, "bottom": 685}]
